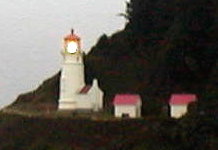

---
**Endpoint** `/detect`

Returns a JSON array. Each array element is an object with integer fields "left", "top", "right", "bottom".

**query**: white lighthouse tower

[{"left": 58, "top": 29, "right": 85, "bottom": 110}]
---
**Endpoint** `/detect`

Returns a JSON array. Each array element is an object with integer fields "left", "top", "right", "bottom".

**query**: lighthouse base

[{"left": 58, "top": 99, "right": 77, "bottom": 110}]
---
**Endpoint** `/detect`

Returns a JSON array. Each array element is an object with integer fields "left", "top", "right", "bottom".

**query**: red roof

[
  {"left": 113, "top": 94, "right": 141, "bottom": 105},
  {"left": 169, "top": 94, "right": 197, "bottom": 105},
  {"left": 79, "top": 85, "right": 92, "bottom": 94},
  {"left": 64, "top": 34, "right": 81, "bottom": 41}
]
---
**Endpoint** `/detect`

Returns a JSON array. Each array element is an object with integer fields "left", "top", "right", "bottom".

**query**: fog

[{"left": 0, "top": 0, "right": 126, "bottom": 108}]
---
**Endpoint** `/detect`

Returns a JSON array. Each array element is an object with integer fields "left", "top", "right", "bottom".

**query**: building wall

[
  {"left": 76, "top": 94, "right": 93, "bottom": 109},
  {"left": 170, "top": 104, "right": 188, "bottom": 118},
  {"left": 89, "top": 79, "right": 103, "bottom": 111},
  {"left": 58, "top": 49, "right": 103, "bottom": 111},
  {"left": 136, "top": 104, "right": 141, "bottom": 117},
  {"left": 59, "top": 53, "right": 85, "bottom": 110},
  {"left": 115, "top": 105, "right": 139, "bottom": 118},
  {"left": 58, "top": 100, "right": 77, "bottom": 110},
  {"left": 60, "top": 62, "right": 84, "bottom": 99}
]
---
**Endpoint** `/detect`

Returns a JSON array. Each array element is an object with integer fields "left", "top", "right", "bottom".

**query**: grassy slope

[
  {"left": 0, "top": 113, "right": 159, "bottom": 150},
  {"left": 0, "top": 112, "right": 217, "bottom": 150},
  {"left": 6, "top": 72, "right": 60, "bottom": 112}
]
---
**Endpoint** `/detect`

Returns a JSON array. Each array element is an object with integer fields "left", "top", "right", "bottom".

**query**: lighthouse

[
  {"left": 58, "top": 29, "right": 104, "bottom": 111},
  {"left": 59, "top": 29, "right": 85, "bottom": 110}
]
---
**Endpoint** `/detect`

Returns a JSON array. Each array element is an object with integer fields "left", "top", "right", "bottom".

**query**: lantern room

[{"left": 63, "top": 29, "right": 81, "bottom": 54}]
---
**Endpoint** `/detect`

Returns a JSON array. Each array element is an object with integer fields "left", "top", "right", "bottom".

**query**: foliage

[{"left": 86, "top": 0, "right": 218, "bottom": 114}]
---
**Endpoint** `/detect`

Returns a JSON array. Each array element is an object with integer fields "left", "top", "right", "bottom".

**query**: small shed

[
  {"left": 113, "top": 94, "right": 142, "bottom": 118},
  {"left": 169, "top": 94, "right": 197, "bottom": 118}
]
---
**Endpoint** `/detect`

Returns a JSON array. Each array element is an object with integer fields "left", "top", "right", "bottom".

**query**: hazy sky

[{"left": 0, "top": 0, "right": 127, "bottom": 108}]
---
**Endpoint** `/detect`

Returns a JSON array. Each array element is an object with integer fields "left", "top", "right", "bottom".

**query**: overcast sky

[{"left": 0, "top": 0, "right": 127, "bottom": 108}]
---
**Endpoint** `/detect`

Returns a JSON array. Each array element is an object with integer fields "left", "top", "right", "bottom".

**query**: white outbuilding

[
  {"left": 169, "top": 94, "right": 197, "bottom": 118},
  {"left": 76, "top": 79, "right": 103, "bottom": 112},
  {"left": 113, "top": 94, "right": 142, "bottom": 118}
]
